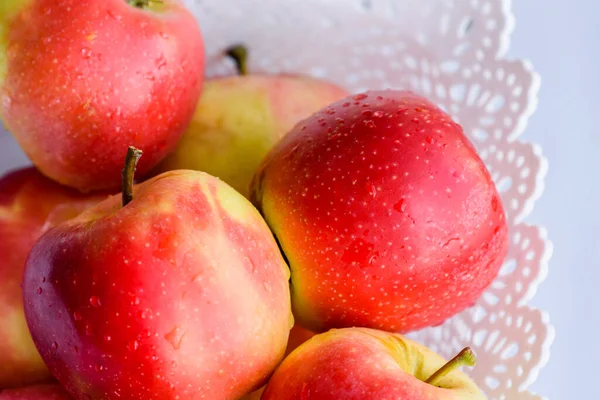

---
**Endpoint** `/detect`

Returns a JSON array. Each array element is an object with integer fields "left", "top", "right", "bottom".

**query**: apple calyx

[
  {"left": 126, "top": 0, "right": 163, "bottom": 9},
  {"left": 225, "top": 44, "right": 249, "bottom": 76},
  {"left": 122, "top": 146, "right": 143, "bottom": 207},
  {"left": 425, "top": 347, "right": 476, "bottom": 387}
]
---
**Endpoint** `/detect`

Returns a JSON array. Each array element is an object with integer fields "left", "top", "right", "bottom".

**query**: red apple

[
  {"left": 240, "top": 324, "right": 316, "bottom": 400},
  {"left": 0, "top": 384, "right": 72, "bottom": 400},
  {"left": 155, "top": 45, "right": 347, "bottom": 198},
  {"left": 284, "top": 324, "right": 316, "bottom": 356},
  {"left": 261, "top": 327, "right": 485, "bottom": 400},
  {"left": 0, "top": 0, "right": 204, "bottom": 191},
  {"left": 0, "top": 168, "right": 105, "bottom": 388},
  {"left": 251, "top": 90, "right": 508, "bottom": 333},
  {"left": 23, "top": 149, "right": 292, "bottom": 399}
]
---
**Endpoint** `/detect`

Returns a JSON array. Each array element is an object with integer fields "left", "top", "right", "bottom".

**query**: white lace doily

[{"left": 182, "top": 0, "right": 553, "bottom": 398}]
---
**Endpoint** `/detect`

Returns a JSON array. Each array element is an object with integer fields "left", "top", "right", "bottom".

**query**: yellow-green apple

[
  {"left": 251, "top": 90, "right": 509, "bottom": 333},
  {"left": 240, "top": 324, "right": 316, "bottom": 400},
  {"left": 0, "top": 168, "right": 106, "bottom": 388},
  {"left": 261, "top": 327, "right": 485, "bottom": 400},
  {"left": 155, "top": 45, "right": 347, "bottom": 197},
  {"left": 23, "top": 148, "right": 293, "bottom": 400},
  {"left": 0, "top": 0, "right": 204, "bottom": 191},
  {"left": 0, "top": 384, "right": 72, "bottom": 399}
]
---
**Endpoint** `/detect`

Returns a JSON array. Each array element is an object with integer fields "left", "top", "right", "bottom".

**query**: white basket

[
  {"left": 181, "top": 0, "right": 553, "bottom": 398},
  {"left": 0, "top": 0, "right": 553, "bottom": 398}
]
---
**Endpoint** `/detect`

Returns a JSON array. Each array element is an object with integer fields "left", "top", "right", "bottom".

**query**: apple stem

[
  {"left": 122, "top": 146, "right": 143, "bottom": 207},
  {"left": 225, "top": 44, "right": 249, "bottom": 76},
  {"left": 425, "top": 347, "right": 476, "bottom": 387}
]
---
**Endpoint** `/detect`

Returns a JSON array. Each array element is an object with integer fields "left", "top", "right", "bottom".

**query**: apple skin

[
  {"left": 0, "top": 0, "right": 204, "bottom": 191},
  {"left": 240, "top": 324, "right": 316, "bottom": 400},
  {"left": 251, "top": 90, "right": 509, "bottom": 333},
  {"left": 23, "top": 170, "right": 293, "bottom": 400},
  {"left": 261, "top": 327, "right": 485, "bottom": 400},
  {"left": 0, "top": 168, "right": 106, "bottom": 389},
  {"left": 155, "top": 75, "right": 347, "bottom": 197},
  {"left": 284, "top": 324, "right": 316, "bottom": 356},
  {"left": 0, "top": 384, "right": 72, "bottom": 400}
]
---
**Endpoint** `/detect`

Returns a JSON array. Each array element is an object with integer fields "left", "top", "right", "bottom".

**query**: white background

[
  {"left": 509, "top": 1, "right": 599, "bottom": 398},
  {"left": 0, "top": 1, "right": 597, "bottom": 398}
]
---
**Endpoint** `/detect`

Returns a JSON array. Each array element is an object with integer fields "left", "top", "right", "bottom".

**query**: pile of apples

[{"left": 0, "top": 1, "right": 509, "bottom": 399}]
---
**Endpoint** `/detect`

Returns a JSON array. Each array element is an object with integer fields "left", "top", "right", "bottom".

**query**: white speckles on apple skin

[{"left": 253, "top": 90, "right": 509, "bottom": 334}]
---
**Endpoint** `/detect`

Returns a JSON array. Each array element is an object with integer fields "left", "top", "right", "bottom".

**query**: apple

[
  {"left": 23, "top": 148, "right": 293, "bottom": 399},
  {"left": 0, "top": 167, "right": 106, "bottom": 388},
  {"left": 284, "top": 324, "right": 316, "bottom": 356},
  {"left": 0, "top": 384, "right": 72, "bottom": 400},
  {"left": 251, "top": 90, "right": 509, "bottom": 333},
  {"left": 240, "top": 324, "right": 316, "bottom": 400},
  {"left": 261, "top": 327, "right": 485, "bottom": 400},
  {"left": 239, "top": 388, "right": 264, "bottom": 400},
  {"left": 0, "top": 0, "right": 204, "bottom": 191},
  {"left": 155, "top": 45, "right": 347, "bottom": 197}
]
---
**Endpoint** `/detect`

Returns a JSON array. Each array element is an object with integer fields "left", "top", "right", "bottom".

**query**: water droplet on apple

[
  {"left": 95, "top": 364, "right": 104, "bottom": 372},
  {"left": 81, "top": 47, "right": 92, "bottom": 59},
  {"left": 368, "top": 254, "right": 378, "bottom": 265},
  {"left": 155, "top": 54, "right": 167, "bottom": 69},
  {"left": 248, "top": 257, "right": 257, "bottom": 273},
  {"left": 51, "top": 342, "right": 58, "bottom": 350},
  {"left": 127, "top": 340, "right": 139, "bottom": 352},
  {"left": 164, "top": 327, "right": 185, "bottom": 350},
  {"left": 89, "top": 296, "right": 101, "bottom": 308},
  {"left": 363, "top": 120, "right": 376, "bottom": 129},
  {"left": 354, "top": 93, "right": 368, "bottom": 101},
  {"left": 262, "top": 282, "right": 272, "bottom": 293},
  {"left": 342, "top": 102, "right": 351, "bottom": 108},
  {"left": 107, "top": 10, "right": 122, "bottom": 21},
  {"left": 394, "top": 199, "right": 407, "bottom": 213},
  {"left": 85, "top": 324, "right": 93, "bottom": 336},
  {"left": 373, "top": 111, "right": 384, "bottom": 118},
  {"left": 366, "top": 182, "right": 377, "bottom": 198},
  {"left": 73, "top": 311, "right": 83, "bottom": 321},
  {"left": 36, "top": 287, "right": 43, "bottom": 294},
  {"left": 42, "top": 277, "right": 46, "bottom": 283},
  {"left": 342, "top": 238, "right": 376, "bottom": 267},
  {"left": 104, "top": 335, "right": 112, "bottom": 342}
]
